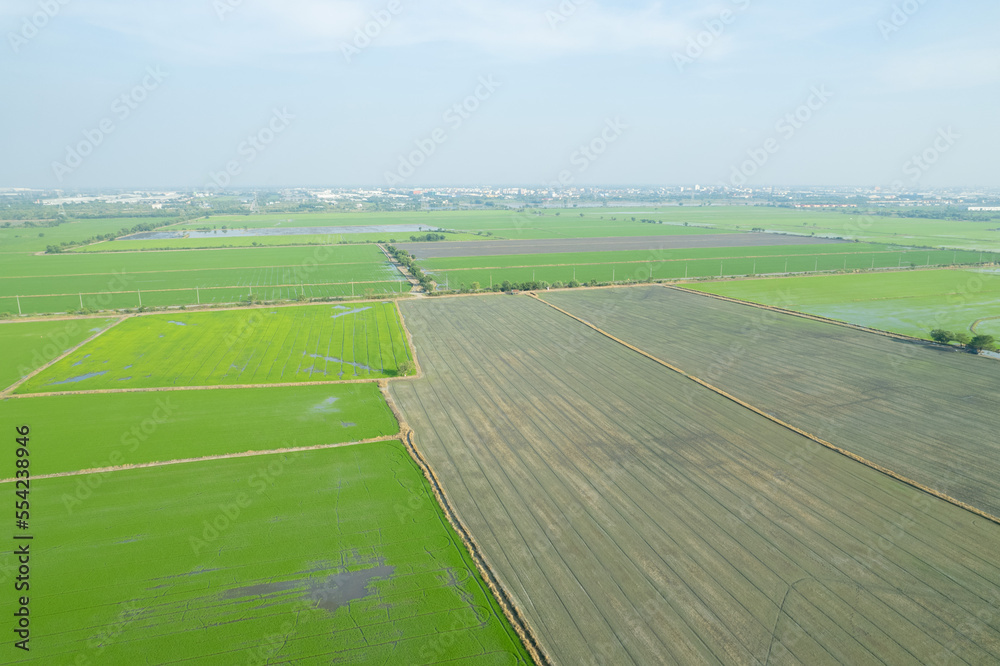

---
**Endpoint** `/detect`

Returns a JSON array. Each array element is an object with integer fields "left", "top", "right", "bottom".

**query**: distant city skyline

[{"left": 2, "top": 1, "right": 998, "bottom": 189}]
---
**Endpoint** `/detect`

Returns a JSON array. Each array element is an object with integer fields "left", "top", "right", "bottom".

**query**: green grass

[
  {"left": 419, "top": 244, "right": 986, "bottom": 288},
  {"left": 0, "top": 442, "right": 533, "bottom": 664},
  {"left": 620, "top": 207, "right": 1000, "bottom": 251},
  {"left": 0, "top": 318, "right": 117, "bottom": 390},
  {"left": 688, "top": 268, "right": 1000, "bottom": 340},
  {"left": 0, "top": 245, "right": 408, "bottom": 315},
  {"left": 18, "top": 302, "right": 413, "bottom": 393},
  {"left": 0, "top": 383, "right": 398, "bottom": 476},
  {"left": 0, "top": 217, "right": 186, "bottom": 253}
]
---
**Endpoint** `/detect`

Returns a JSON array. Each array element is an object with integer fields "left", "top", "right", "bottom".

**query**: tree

[
  {"left": 396, "top": 360, "right": 414, "bottom": 376},
  {"left": 953, "top": 332, "right": 971, "bottom": 346},
  {"left": 930, "top": 329, "right": 954, "bottom": 344},
  {"left": 969, "top": 334, "right": 996, "bottom": 352},
  {"left": 470, "top": 282, "right": 481, "bottom": 292}
]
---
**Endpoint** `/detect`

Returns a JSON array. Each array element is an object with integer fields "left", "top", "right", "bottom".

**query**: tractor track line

[{"left": 528, "top": 291, "right": 1000, "bottom": 529}]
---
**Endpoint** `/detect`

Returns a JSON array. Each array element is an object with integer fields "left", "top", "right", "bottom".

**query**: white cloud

[{"left": 15, "top": 0, "right": 698, "bottom": 63}]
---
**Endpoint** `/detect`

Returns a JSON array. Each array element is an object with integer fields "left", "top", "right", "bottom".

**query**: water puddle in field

[
  {"left": 221, "top": 565, "right": 395, "bottom": 614},
  {"left": 341, "top": 421, "right": 356, "bottom": 428},
  {"left": 304, "top": 352, "right": 374, "bottom": 372},
  {"left": 48, "top": 371, "right": 107, "bottom": 386},
  {"left": 310, "top": 397, "right": 340, "bottom": 413},
  {"left": 124, "top": 365, "right": 133, "bottom": 370},
  {"left": 331, "top": 306, "right": 371, "bottom": 319},
  {"left": 302, "top": 365, "right": 327, "bottom": 376},
  {"left": 167, "top": 321, "right": 187, "bottom": 326},
  {"left": 119, "top": 377, "right": 132, "bottom": 381}
]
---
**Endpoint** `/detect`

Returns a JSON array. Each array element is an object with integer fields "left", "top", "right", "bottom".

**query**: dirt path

[
  {"left": 0, "top": 435, "right": 401, "bottom": 484},
  {"left": 378, "top": 243, "right": 425, "bottom": 294},
  {"left": 4, "top": 377, "right": 389, "bottom": 399},
  {"left": 970, "top": 315, "right": 1000, "bottom": 334},
  {"left": 528, "top": 291, "right": 1000, "bottom": 528}
]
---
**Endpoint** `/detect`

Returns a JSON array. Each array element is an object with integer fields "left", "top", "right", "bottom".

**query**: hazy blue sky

[{"left": 1, "top": 0, "right": 997, "bottom": 189}]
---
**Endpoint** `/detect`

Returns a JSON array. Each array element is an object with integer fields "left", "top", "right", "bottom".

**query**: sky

[{"left": 1, "top": 0, "right": 998, "bottom": 190}]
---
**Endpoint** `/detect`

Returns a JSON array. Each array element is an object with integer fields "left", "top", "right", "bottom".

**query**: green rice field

[
  {"left": 0, "top": 318, "right": 116, "bottom": 390},
  {"left": 0, "top": 245, "right": 408, "bottom": 315},
  {"left": 0, "top": 442, "right": 533, "bottom": 664},
  {"left": 0, "top": 383, "right": 398, "bottom": 476},
  {"left": 18, "top": 302, "right": 413, "bottom": 393},
  {"left": 689, "top": 268, "right": 1000, "bottom": 340},
  {"left": 419, "top": 244, "right": 988, "bottom": 289}
]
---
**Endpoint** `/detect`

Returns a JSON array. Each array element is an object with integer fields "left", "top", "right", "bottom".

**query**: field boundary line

[
  {"left": 668, "top": 285, "right": 999, "bottom": 360},
  {"left": 529, "top": 291, "right": 1000, "bottom": 528},
  {"left": 1, "top": 315, "right": 130, "bottom": 396},
  {"left": 0, "top": 435, "right": 401, "bottom": 484},
  {"left": 7, "top": 377, "right": 389, "bottom": 399},
  {"left": 378, "top": 382, "right": 552, "bottom": 666}
]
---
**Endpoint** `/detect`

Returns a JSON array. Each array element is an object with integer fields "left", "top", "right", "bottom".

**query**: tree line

[{"left": 930, "top": 329, "right": 996, "bottom": 353}]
